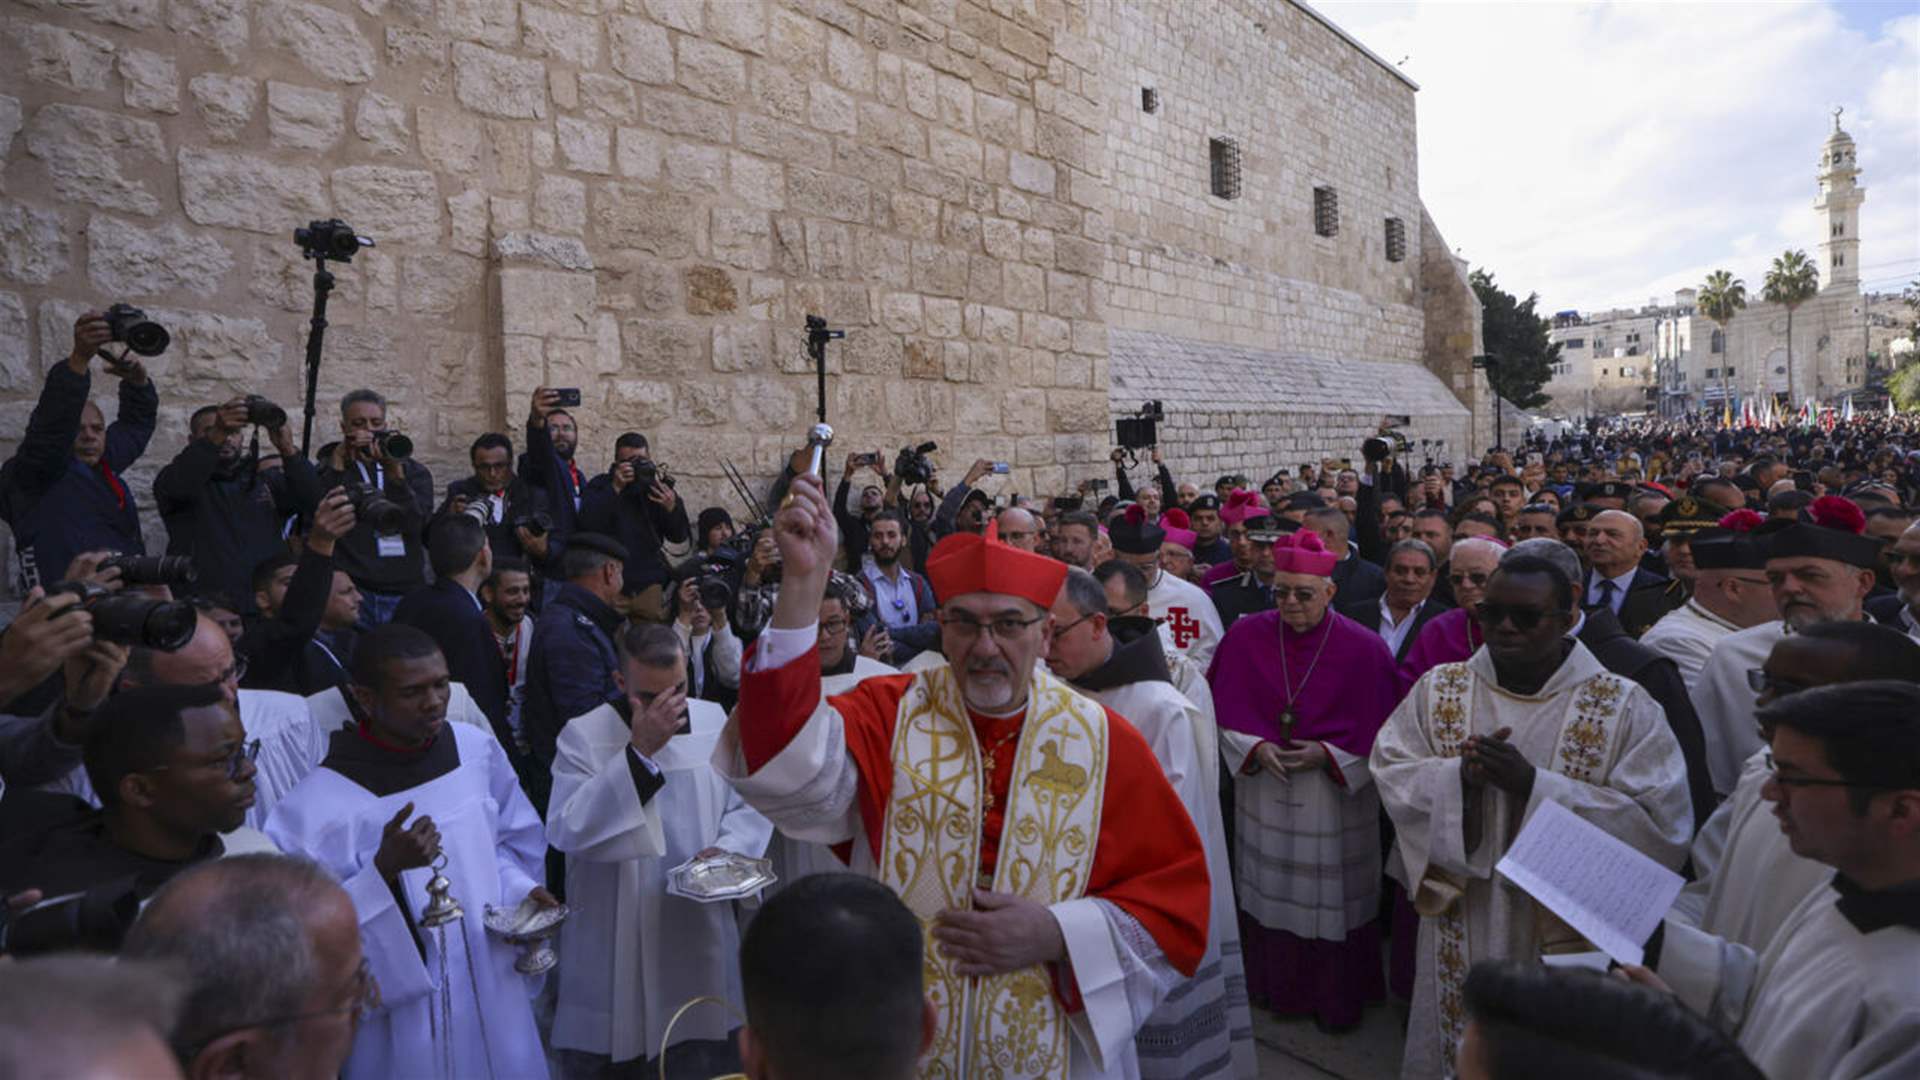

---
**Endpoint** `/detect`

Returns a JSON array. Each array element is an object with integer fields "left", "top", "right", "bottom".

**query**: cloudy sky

[{"left": 1315, "top": 0, "right": 1920, "bottom": 315}]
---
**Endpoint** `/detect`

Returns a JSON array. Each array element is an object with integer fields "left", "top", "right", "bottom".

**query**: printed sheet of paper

[{"left": 1495, "top": 797, "right": 1683, "bottom": 966}]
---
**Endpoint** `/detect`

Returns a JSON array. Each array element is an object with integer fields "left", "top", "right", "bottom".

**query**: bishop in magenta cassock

[
  {"left": 715, "top": 476, "right": 1211, "bottom": 1078},
  {"left": 1208, "top": 529, "right": 1404, "bottom": 1031}
]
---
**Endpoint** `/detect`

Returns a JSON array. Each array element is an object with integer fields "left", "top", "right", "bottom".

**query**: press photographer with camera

[
  {"left": 523, "top": 387, "right": 588, "bottom": 557},
  {"left": 237, "top": 489, "right": 360, "bottom": 696},
  {"left": 670, "top": 573, "right": 743, "bottom": 710},
  {"left": 153, "top": 395, "right": 320, "bottom": 615},
  {"left": 835, "top": 449, "right": 893, "bottom": 566},
  {"left": 0, "top": 581, "right": 134, "bottom": 794},
  {"left": 576, "top": 432, "right": 690, "bottom": 621},
  {"left": 432, "top": 432, "right": 559, "bottom": 587},
  {"left": 0, "top": 309, "right": 160, "bottom": 593},
  {"left": 313, "top": 389, "right": 434, "bottom": 628},
  {"left": 929, "top": 456, "right": 1004, "bottom": 539}
]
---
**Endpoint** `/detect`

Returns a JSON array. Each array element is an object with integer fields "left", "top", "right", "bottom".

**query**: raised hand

[{"left": 373, "top": 802, "right": 441, "bottom": 881}]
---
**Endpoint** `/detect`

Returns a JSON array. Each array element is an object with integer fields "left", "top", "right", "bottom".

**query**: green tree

[
  {"left": 1761, "top": 249, "right": 1820, "bottom": 403},
  {"left": 1696, "top": 269, "right": 1747, "bottom": 411},
  {"left": 1889, "top": 361, "right": 1920, "bottom": 413},
  {"left": 1469, "top": 269, "right": 1557, "bottom": 411}
]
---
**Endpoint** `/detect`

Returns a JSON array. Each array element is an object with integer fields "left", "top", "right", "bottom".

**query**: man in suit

[
  {"left": 1212, "top": 514, "right": 1289, "bottom": 629},
  {"left": 1338, "top": 538, "right": 1451, "bottom": 663},
  {"left": 522, "top": 388, "right": 588, "bottom": 549},
  {"left": 1866, "top": 518, "right": 1920, "bottom": 639},
  {"left": 391, "top": 514, "right": 512, "bottom": 753},
  {"left": 433, "top": 433, "right": 557, "bottom": 584},
  {"left": 1583, "top": 509, "right": 1681, "bottom": 638},
  {"left": 1304, "top": 507, "right": 1386, "bottom": 607}
]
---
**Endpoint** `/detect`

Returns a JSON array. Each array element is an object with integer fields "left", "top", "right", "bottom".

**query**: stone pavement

[{"left": 1250, "top": 998, "right": 1408, "bottom": 1079}]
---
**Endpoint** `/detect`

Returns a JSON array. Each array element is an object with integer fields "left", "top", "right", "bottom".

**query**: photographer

[
  {"left": 238, "top": 488, "right": 360, "bottom": 696},
  {"left": 1111, "top": 446, "right": 1179, "bottom": 515},
  {"left": 313, "top": 389, "right": 434, "bottom": 628},
  {"left": 669, "top": 574, "right": 742, "bottom": 710},
  {"left": 523, "top": 387, "right": 588, "bottom": 550},
  {"left": 0, "top": 585, "right": 125, "bottom": 790},
  {"left": 153, "top": 397, "right": 319, "bottom": 613},
  {"left": 930, "top": 458, "right": 1002, "bottom": 539},
  {"left": 0, "top": 311, "right": 159, "bottom": 592},
  {"left": 834, "top": 450, "right": 891, "bottom": 567},
  {"left": 576, "top": 432, "right": 690, "bottom": 621},
  {"left": 432, "top": 432, "right": 558, "bottom": 584}
]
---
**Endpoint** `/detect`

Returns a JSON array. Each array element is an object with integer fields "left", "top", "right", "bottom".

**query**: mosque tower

[{"left": 1816, "top": 108, "right": 1863, "bottom": 291}]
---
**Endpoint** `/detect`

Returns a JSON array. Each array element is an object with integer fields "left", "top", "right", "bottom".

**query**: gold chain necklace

[{"left": 979, "top": 724, "right": 1023, "bottom": 814}]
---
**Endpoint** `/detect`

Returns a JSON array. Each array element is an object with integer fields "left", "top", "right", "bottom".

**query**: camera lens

[
  {"left": 378, "top": 432, "right": 413, "bottom": 460},
  {"left": 99, "top": 554, "right": 198, "bottom": 586},
  {"left": 105, "top": 304, "right": 170, "bottom": 357},
  {"left": 245, "top": 395, "right": 287, "bottom": 428},
  {"left": 86, "top": 594, "right": 198, "bottom": 650}
]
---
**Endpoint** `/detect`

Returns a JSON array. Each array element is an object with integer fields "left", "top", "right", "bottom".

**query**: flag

[{"left": 1842, "top": 397, "right": 1855, "bottom": 423}]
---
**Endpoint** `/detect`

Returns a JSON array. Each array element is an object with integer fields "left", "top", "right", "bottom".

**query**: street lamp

[{"left": 1472, "top": 354, "right": 1501, "bottom": 451}]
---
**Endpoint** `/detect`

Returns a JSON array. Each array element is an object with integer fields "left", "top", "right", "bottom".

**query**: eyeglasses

[
  {"left": 1050, "top": 613, "right": 1095, "bottom": 640},
  {"left": 1273, "top": 587, "right": 1322, "bottom": 604},
  {"left": 189, "top": 959, "right": 381, "bottom": 1056},
  {"left": 820, "top": 618, "right": 850, "bottom": 636},
  {"left": 147, "top": 738, "right": 262, "bottom": 782},
  {"left": 939, "top": 611, "right": 1047, "bottom": 642},
  {"left": 1475, "top": 602, "right": 1553, "bottom": 631},
  {"left": 1746, "top": 669, "right": 1808, "bottom": 697},
  {"left": 1449, "top": 571, "right": 1491, "bottom": 588},
  {"left": 218, "top": 654, "right": 248, "bottom": 685},
  {"left": 1763, "top": 750, "right": 1887, "bottom": 791}
]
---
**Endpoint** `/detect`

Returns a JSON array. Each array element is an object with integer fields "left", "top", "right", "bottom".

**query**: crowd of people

[{"left": 1, "top": 310, "right": 1918, "bottom": 1079}]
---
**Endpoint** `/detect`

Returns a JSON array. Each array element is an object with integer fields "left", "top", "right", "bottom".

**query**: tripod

[{"left": 298, "top": 254, "right": 336, "bottom": 458}]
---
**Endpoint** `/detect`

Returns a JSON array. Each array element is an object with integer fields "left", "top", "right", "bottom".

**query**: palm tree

[
  {"left": 1697, "top": 270, "right": 1747, "bottom": 414},
  {"left": 1762, "top": 249, "right": 1820, "bottom": 405}
]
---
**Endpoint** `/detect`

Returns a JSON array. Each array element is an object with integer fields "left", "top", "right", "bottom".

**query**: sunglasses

[
  {"left": 1449, "top": 571, "right": 1491, "bottom": 588},
  {"left": 1475, "top": 602, "right": 1555, "bottom": 631},
  {"left": 1273, "top": 587, "right": 1322, "bottom": 604}
]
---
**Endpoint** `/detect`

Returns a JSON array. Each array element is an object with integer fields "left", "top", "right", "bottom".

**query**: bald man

[
  {"left": 1582, "top": 510, "right": 1680, "bottom": 638},
  {"left": 993, "top": 506, "right": 1042, "bottom": 553}
]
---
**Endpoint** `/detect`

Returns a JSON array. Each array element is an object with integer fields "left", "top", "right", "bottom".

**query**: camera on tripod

[
  {"left": 46, "top": 580, "right": 198, "bottom": 650},
  {"left": 1116, "top": 401, "right": 1165, "bottom": 452},
  {"left": 894, "top": 442, "right": 938, "bottom": 485},
  {"left": 103, "top": 303, "right": 169, "bottom": 357},
  {"left": 294, "top": 219, "right": 374, "bottom": 262}
]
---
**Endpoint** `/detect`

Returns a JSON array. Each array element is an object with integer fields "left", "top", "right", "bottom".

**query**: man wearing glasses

[
  {"left": 0, "top": 684, "right": 277, "bottom": 926},
  {"left": 1864, "top": 519, "right": 1920, "bottom": 639},
  {"left": 719, "top": 475, "right": 1211, "bottom": 1079},
  {"left": 1636, "top": 680, "right": 1920, "bottom": 1079},
  {"left": 1398, "top": 537, "right": 1506, "bottom": 685},
  {"left": 1374, "top": 555, "right": 1692, "bottom": 1079},
  {"left": 124, "top": 853, "right": 369, "bottom": 1080}
]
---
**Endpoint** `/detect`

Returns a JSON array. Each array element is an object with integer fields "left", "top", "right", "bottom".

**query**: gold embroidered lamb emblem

[{"left": 1026, "top": 740, "right": 1088, "bottom": 792}]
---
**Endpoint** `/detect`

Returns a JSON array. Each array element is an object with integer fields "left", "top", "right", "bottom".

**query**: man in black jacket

[
  {"left": 391, "top": 515, "right": 512, "bottom": 753},
  {"left": 312, "top": 389, "right": 434, "bottom": 629},
  {"left": 576, "top": 433, "right": 689, "bottom": 621},
  {"left": 0, "top": 311, "right": 158, "bottom": 591},
  {"left": 154, "top": 398, "right": 318, "bottom": 612},
  {"left": 430, "top": 433, "right": 557, "bottom": 585},
  {"left": 238, "top": 489, "right": 361, "bottom": 696},
  {"left": 1339, "top": 538, "right": 1453, "bottom": 663},
  {"left": 1305, "top": 507, "right": 1386, "bottom": 606},
  {"left": 521, "top": 388, "right": 588, "bottom": 550},
  {"left": 521, "top": 534, "right": 629, "bottom": 812}
]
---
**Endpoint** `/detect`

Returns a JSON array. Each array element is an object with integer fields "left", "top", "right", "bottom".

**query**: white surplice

[
  {"left": 1658, "top": 880, "right": 1920, "bottom": 1079},
  {"left": 715, "top": 624, "right": 1183, "bottom": 1080},
  {"left": 1691, "top": 620, "right": 1785, "bottom": 796},
  {"left": 1148, "top": 571, "right": 1224, "bottom": 670},
  {"left": 264, "top": 722, "right": 549, "bottom": 1080},
  {"left": 1086, "top": 678, "right": 1256, "bottom": 1080},
  {"left": 760, "top": 654, "right": 901, "bottom": 890},
  {"left": 1372, "top": 644, "right": 1693, "bottom": 1079},
  {"left": 1639, "top": 599, "right": 1742, "bottom": 693},
  {"left": 1669, "top": 746, "right": 1830, "bottom": 948},
  {"left": 548, "top": 699, "right": 773, "bottom": 1065}
]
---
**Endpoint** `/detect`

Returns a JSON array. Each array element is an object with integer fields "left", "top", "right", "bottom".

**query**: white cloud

[{"left": 1315, "top": 1, "right": 1920, "bottom": 313}]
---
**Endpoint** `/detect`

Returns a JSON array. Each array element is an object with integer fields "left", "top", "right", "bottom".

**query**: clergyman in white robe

[
  {"left": 548, "top": 697, "right": 774, "bottom": 1067},
  {"left": 1691, "top": 620, "right": 1785, "bottom": 796},
  {"left": 1639, "top": 599, "right": 1743, "bottom": 693},
  {"left": 1148, "top": 568, "right": 1224, "bottom": 670},
  {"left": 1668, "top": 746, "right": 1830, "bottom": 948},
  {"left": 1373, "top": 643, "right": 1692, "bottom": 1078}
]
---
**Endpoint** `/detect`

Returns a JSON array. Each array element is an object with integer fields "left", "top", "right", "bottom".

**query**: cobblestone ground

[{"left": 1251, "top": 998, "right": 1408, "bottom": 1079}]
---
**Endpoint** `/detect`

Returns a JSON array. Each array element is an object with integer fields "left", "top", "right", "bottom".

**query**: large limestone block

[
  {"left": 0, "top": 96, "right": 19, "bottom": 160},
  {"left": 593, "top": 184, "right": 697, "bottom": 258},
  {"left": 166, "top": 0, "right": 248, "bottom": 62},
  {"left": 267, "top": 82, "right": 344, "bottom": 152},
  {"left": 354, "top": 93, "right": 411, "bottom": 156},
  {"left": 117, "top": 47, "right": 179, "bottom": 114},
  {"left": 453, "top": 42, "right": 549, "bottom": 119},
  {"left": 178, "top": 148, "right": 329, "bottom": 233},
  {"left": 0, "top": 200, "right": 70, "bottom": 285},
  {"left": 440, "top": 0, "right": 518, "bottom": 49},
  {"left": 188, "top": 73, "right": 256, "bottom": 142},
  {"left": 499, "top": 267, "right": 596, "bottom": 340},
  {"left": 13, "top": 20, "right": 117, "bottom": 92},
  {"left": 86, "top": 214, "right": 232, "bottom": 299},
  {"left": 0, "top": 291, "right": 30, "bottom": 392},
  {"left": 259, "top": 2, "right": 377, "bottom": 84},
  {"left": 331, "top": 166, "right": 441, "bottom": 245},
  {"left": 609, "top": 16, "right": 673, "bottom": 84},
  {"left": 24, "top": 104, "right": 166, "bottom": 216}
]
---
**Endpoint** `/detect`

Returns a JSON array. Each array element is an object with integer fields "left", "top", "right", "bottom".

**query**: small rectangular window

[
  {"left": 1208, "top": 137, "right": 1241, "bottom": 200},
  {"left": 1384, "top": 216, "right": 1406, "bottom": 262},
  {"left": 1313, "top": 186, "right": 1338, "bottom": 236},
  {"left": 1142, "top": 87, "right": 1159, "bottom": 113}
]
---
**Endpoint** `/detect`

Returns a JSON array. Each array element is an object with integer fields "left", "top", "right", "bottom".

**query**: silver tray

[{"left": 665, "top": 852, "right": 777, "bottom": 903}]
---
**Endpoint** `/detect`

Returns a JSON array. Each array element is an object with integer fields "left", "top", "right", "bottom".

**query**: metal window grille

[
  {"left": 1209, "top": 138, "right": 1241, "bottom": 200},
  {"left": 1384, "top": 216, "right": 1406, "bottom": 261},
  {"left": 1313, "top": 186, "right": 1339, "bottom": 236}
]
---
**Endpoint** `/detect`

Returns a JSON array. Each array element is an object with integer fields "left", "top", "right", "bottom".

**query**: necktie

[
  {"left": 98, "top": 462, "right": 127, "bottom": 510},
  {"left": 1596, "top": 578, "right": 1619, "bottom": 612}
]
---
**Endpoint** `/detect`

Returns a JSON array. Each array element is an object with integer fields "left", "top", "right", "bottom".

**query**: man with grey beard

[{"left": 1691, "top": 505, "right": 1883, "bottom": 797}]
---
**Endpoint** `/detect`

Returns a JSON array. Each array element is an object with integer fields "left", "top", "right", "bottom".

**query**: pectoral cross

[{"left": 1278, "top": 709, "right": 1296, "bottom": 743}]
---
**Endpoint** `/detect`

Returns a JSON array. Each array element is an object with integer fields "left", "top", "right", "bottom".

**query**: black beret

[{"left": 566, "top": 531, "right": 630, "bottom": 562}]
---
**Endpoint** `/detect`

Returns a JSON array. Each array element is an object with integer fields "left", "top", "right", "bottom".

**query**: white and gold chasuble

[
  {"left": 1417, "top": 661, "right": 1634, "bottom": 1073},
  {"left": 880, "top": 664, "right": 1110, "bottom": 1079}
]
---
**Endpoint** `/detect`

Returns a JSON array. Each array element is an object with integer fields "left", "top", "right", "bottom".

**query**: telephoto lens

[
  {"left": 244, "top": 395, "right": 288, "bottom": 428},
  {"left": 345, "top": 484, "right": 407, "bottom": 534},
  {"left": 45, "top": 581, "right": 198, "bottom": 650},
  {"left": 103, "top": 303, "right": 170, "bottom": 357},
  {"left": 376, "top": 431, "right": 414, "bottom": 460},
  {"left": 98, "top": 554, "right": 198, "bottom": 586}
]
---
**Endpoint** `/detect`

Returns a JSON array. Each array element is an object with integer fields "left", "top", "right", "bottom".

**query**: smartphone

[
  {"left": 1088, "top": 477, "right": 1108, "bottom": 491},
  {"left": 991, "top": 462, "right": 1010, "bottom": 474},
  {"left": 852, "top": 452, "right": 878, "bottom": 468},
  {"left": 554, "top": 387, "right": 582, "bottom": 408}
]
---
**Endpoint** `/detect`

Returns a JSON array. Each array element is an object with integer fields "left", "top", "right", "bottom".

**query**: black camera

[
  {"left": 373, "top": 430, "right": 413, "bottom": 461},
  {"left": 244, "top": 395, "right": 287, "bottom": 428},
  {"left": 511, "top": 510, "right": 554, "bottom": 538},
  {"left": 0, "top": 878, "right": 142, "bottom": 957},
  {"left": 894, "top": 442, "right": 938, "bottom": 485},
  {"left": 294, "top": 219, "right": 374, "bottom": 262},
  {"left": 1116, "top": 400, "right": 1164, "bottom": 451},
  {"left": 103, "top": 303, "right": 169, "bottom": 357},
  {"left": 343, "top": 482, "right": 407, "bottom": 534},
  {"left": 98, "top": 554, "right": 198, "bottom": 587},
  {"left": 45, "top": 580, "right": 198, "bottom": 650}
]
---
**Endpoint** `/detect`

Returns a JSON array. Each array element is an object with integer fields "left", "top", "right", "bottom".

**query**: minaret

[{"left": 1816, "top": 107, "right": 1863, "bottom": 291}]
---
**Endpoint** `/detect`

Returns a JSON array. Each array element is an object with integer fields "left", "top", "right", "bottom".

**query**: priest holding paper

[
  {"left": 716, "top": 474, "right": 1212, "bottom": 1078},
  {"left": 1373, "top": 553, "right": 1692, "bottom": 1078}
]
